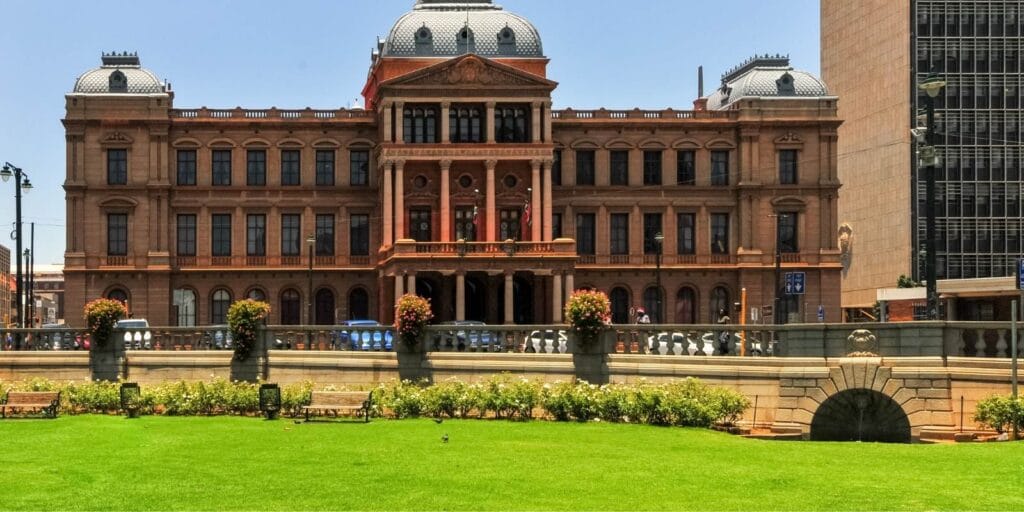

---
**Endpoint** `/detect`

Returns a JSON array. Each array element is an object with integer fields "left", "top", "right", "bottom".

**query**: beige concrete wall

[{"left": 822, "top": 1, "right": 912, "bottom": 309}]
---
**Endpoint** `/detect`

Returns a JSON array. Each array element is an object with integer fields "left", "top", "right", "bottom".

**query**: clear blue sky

[{"left": 0, "top": 0, "right": 819, "bottom": 266}]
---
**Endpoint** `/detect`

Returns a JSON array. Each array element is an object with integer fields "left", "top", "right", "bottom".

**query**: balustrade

[{"left": 171, "top": 108, "right": 374, "bottom": 121}]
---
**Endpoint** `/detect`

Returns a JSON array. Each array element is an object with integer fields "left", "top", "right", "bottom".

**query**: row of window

[
  {"left": 127, "top": 287, "right": 372, "bottom": 326},
  {"left": 916, "top": 5, "right": 1021, "bottom": 38},
  {"left": 606, "top": 285, "right": 798, "bottom": 325},
  {"left": 107, "top": 213, "right": 372, "bottom": 257},
  {"left": 570, "top": 212, "right": 799, "bottom": 256},
  {"left": 401, "top": 104, "right": 532, "bottom": 144},
  {"left": 551, "top": 149, "right": 799, "bottom": 187},
  {"left": 106, "top": 148, "right": 371, "bottom": 187}
]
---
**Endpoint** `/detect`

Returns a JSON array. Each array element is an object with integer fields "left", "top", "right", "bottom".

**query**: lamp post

[
  {"left": 654, "top": 232, "right": 664, "bottom": 323},
  {"left": 919, "top": 72, "right": 946, "bottom": 320},
  {"left": 771, "top": 214, "right": 783, "bottom": 325},
  {"left": 306, "top": 233, "right": 316, "bottom": 329},
  {"left": 1, "top": 163, "right": 32, "bottom": 338}
]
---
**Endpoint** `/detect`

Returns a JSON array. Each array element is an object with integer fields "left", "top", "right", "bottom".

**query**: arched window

[
  {"left": 107, "top": 288, "right": 129, "bottom": 304},
  {"left": 173, "top": 288, "right": 197, "bottom": 327},
  {"left": 497, "top": 26, "right": 516, "bottom": 56},
  {"left": 108, "top": 70, "right": 127, "bottom": 92},
  {"left": 675, "top": 287, "right": 697, "bottom": 324},
  {"left": 348, "top": 288, "right": 370, "bottom": 320},
  {"left": 315, "top": 288, "right": 335, "bottom": 325},
  {"left": 456, "top": 25, "right": 475, "bottom": 53},
  {"left": 610, "top": 287, "right": 630, "bottom": 324},
  {"left": 643, "top": 286, "right": 664, "bottom": 323},
  {"left": 246, "top": 288, "right": 267, "bottom": 302},
  {"left": 280, "top": 289, "right": 301, "bottom": 325},
  {"left": 414, "top": 26, "right": 433, "bottom": 56},
  {"left": 211, "top": 289, "right": 232, "bottom": 325},
  {"left": 709, "top": 286, "right": 730, "bottom": 323}
]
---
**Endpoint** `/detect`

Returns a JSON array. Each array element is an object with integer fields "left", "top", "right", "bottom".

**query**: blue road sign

[
  {"left": 1018, "top": 259, "right": 1024, "bottom": 290},
  {"left": 785, "top": 272, "right": 806, "bottom": 295}
]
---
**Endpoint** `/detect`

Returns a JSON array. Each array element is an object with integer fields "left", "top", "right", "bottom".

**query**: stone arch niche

[{"left": 810, "top": 389, "right": 911, "bottom": 443}]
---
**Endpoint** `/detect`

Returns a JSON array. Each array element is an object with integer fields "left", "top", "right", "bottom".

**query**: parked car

[
  {"left": 335, "top": 320, "right": 394, "bottom": 351},
  {"left": 206, "top": 325, "right": 233, "bottom": 350},
  {"left": 116, "top": 319, "right": 152, "bottom": 350},
  {"left": 434, "top": 321, "right": 496, "bottom": 351},
  {"left": 522, "top": 329, "right": 568, "bottom": 353}
]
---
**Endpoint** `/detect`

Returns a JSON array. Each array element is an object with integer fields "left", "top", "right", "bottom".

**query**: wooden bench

[
  {"left": 302, "top": 391, "right": 373, "bottom": 422},
  {"left": 1, "top": 391, "right": 61, "bottom": 419}
]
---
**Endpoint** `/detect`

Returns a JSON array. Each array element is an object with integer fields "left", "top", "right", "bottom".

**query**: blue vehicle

[
  {"left": 336, "top": 320, "right": 394, "bottom": 351},
  {"left": 435, "top": 321, "right": 497, "bottom": 351}
]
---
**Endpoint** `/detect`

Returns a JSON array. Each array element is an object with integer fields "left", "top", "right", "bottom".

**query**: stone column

[
  {"left": 551, "top": 274, "right": 563, "bottom": 323},
  {"left": 407, "top": 272, "right": 417, "bottom": 296},
  {"left": 564, "top": 273, "right": 575, "bottom": 303},
  {"left": 485, "top": 159, "right": 497, "bottom": 242},
  {"left": 543, "top": 101, "right": 553, "bottom": 142},
  {"left": 394, "top": 160, "right": 405, "bottom": 241},
  {"left": 486, "top": 102, "right": 496, "bottom": 143},
  {"left": 440, "top": 160, "right": 452, "bottom": 242},
  {"left": 531, "top": 101, "right": 542, "bottom": 143},
  {"left": 531, "top": 159, "right": 542, "bottom": 241},
  {"left": 394, "top": 102, "right": 405, "bottom": 144},
  {"left": 395, "top": 273, "right": 405, "bottom": 301},
  {"left": 542, "top": 159, "right": 553, "bottom": 241},
  {"left": 382, "top": 161, "right": 393, "bottom": 246},
  {"left": 455, "top": 272, "right": 466, "bottom": 321},
  {"left": 504, "top": 272, "right": 515, "bottom": 325},
  {"left": 440, "top": 102, "right": 451, "bottom": 144},
  {"left": 383, "top": 102, "right": 393, "bottom": 143}
]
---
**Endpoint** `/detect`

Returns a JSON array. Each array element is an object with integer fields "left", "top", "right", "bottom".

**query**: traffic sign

[
  {"left": 1017, "top": 259, "right": 1024, "bottom": 290},
  {"left": 785, "top": 272, "right": 806, "bottom": 295}
]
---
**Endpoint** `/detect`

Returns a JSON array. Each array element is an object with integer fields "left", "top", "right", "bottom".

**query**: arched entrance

[
  {"left": 810, "top": 389, "right": 911, "bottom": 443},
  {"left": 315, "top": 289, "right": 335, "bottom": 325}
]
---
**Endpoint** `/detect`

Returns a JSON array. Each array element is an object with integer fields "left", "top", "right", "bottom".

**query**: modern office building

[
  {"left": 823, "top": 0, "right": 1024, "bottom": 320},
  {"left": 63, "top": 0, "right": 842, "bottom": 327}
]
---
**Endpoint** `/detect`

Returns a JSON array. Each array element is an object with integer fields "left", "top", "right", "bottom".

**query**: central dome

[{"left": 382, "top": 0, "right": 543, "bottom": 58}]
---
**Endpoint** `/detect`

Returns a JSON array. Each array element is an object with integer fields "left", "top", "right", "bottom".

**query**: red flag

[{"left": 521, "top": 200, "right": 531, "bottom": 240}]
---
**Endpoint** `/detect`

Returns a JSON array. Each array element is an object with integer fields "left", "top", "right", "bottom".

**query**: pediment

[
  {"left": 381, "top": 55, "right": 557, "bottom": 90},
  {"left": 99, "top": 196, "right": 139, "bottom": 212},
  {"left": 100, "top": 131, "right": 134, "bottom": 146}
]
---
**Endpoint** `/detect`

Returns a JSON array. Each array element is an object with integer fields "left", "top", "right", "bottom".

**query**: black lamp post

[
  {"left": 772, "top": 214, "right": 783, "bottom": 325},
  {"left": 654, "top": 232, "right": 664, "bottom": 323},
  {"left": 1, "top": 163, "right": 32, "bottom": 336},
  {"left": 919, "top": 72, "right": 946, "bottom": 320},
  {"left": 306, "top": 233, "right": 316, "bottom": 342}
]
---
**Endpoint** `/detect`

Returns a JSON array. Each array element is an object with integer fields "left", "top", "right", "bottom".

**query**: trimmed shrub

[
  {"left": 564, "top": 290, "right": 611, "bottom": 344},
  {"left": 83, "top": 298, "right": 127, "bottom": 347},
  {"left": 395, "top": 294, "right": 433, "bottom": 345},
  {"left": 974, "top": 395, "right": 1024, "bottom": 434},
  {"left": 227, "top": 299, "right": 271, "bottom": 361}
]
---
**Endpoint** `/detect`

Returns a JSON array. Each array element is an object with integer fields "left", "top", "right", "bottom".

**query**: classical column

[
  {"left": 440, "top": 102, "right": 451, "bottom": 144},
  {"left": 455, "top": 272, "right": 466, "bottom": 321},
  {"left": 564, "top": 273, "right": 575, "bottom": 303},
  {"left": 440, "top": 160, "right": 452, "bottom": 242},
  {"left": 485, "top": 159, "right": 497, "bottom": 242},
  {"left": 531, "top": 159, "right": 542, "bottom": 241},
  {"left": 504, "top": 272, "right": 514, "bottom": 325},
  {"left": 407, "top": 272, "right": 416, "bottom": 296},
  {"left": 551, "top": 274, "right": 563, "bottom": 323},
  {"left": 531, "top": 102, "right": 542, "bottom": 143},
  {"left": 394, "top": 160, "right": 405, "bottom": 240},
  {"left": 543, "top": 101, "right": 553, "bottom": 142},
  {"left": 383, "top": 102, "right": 393, "bottom": 143},
  {"left": 486, "top": 102, "right": 496, "bottom": 143},
  {"left": 394, "top": 102, "right": 405, "bottom": 144},
  {"left": 382, "top": 161, "right": 393, "bottom": 245},
  {"left": 395, "top": 273, "right": 405, "bottom": 301},
  {"left": 542, "top": 159, "right": 553, "bottom": 241}
]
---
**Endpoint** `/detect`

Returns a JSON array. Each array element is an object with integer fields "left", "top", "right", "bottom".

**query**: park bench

[
  {"left": 1, "top": 391, "right": 61, "bottom": 418},
  {"left": 303, "top": 391, "right": 373, "bottom": 422}
]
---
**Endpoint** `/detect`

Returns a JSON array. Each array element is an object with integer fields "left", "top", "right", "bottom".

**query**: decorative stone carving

[
  {"left": 101, "top": 131, "right": 133, "bottom": 144},
  {"left": 389, "top": 55, "right": 550, "bottom": 88},
  {"left": 774, "top": 132, "right": 803, "bottom": 144},
  {"left": 838, "top": 223, "right": 853, "bottom": 269},
  {"left": 846, "top": 329, "right": 878, "bottom": 357}
]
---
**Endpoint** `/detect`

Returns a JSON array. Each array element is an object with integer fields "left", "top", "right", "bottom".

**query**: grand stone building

[{"left": 63, "top": 0, "right": 842, "bottom": 327}]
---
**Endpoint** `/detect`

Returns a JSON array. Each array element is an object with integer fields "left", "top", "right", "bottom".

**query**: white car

[
  {"left": 117, "top": 319, "right": 152, "bottom": 350},
  {"left": 522, "top": 329, "right": 568, "bottom": 353}
]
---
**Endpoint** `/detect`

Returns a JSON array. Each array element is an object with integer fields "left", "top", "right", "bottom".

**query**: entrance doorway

[
  {"left": 810, "top": 389, "right": 911, "bottom": 443},
  {"left": 465, "top": 276, "right": 487, "bottom": 322}
]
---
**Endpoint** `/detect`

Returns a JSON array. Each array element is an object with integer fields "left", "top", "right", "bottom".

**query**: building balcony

[
  {"left": 380, "top": 239, "right": 577, "bottom": 274},
  {"left": 173, "top": 255, "right": 375, "bottom": 270}
]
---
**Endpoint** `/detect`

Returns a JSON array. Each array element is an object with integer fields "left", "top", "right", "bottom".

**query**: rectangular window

[
  {"left": 212, "top": 150, "right": 232, "bottom": 186},
  {"left": 551, "top": 213, "right": 562, "bottom": 240},
  {"left": 281, "top": 150, "right": 300, "bottom": 186},
  {"left": 711, "top": 151, "right": 729, "bottom": 186},
  {"left": 403, "top": 105, "right": 439, "bottom": 143},
  {"left": 779, "top": 149, "right": 798, "bottom": 184},
  {"left": 176, "top": 150, "right": 196, "bottom": 186},
  {"left": 778, "top": 213, "right": 798, "bottom": 253},
  {"left": 316, "top": 214, "right": 335, "bottom": 256},
  {"left": 315, "top": 150, "right": 335, "bottom": 186},
  {"left": 107, "top": 213, "right": 127, "bottom": 255},
  {"left": 494, "top": 104, "right": 530, "bottom": 143},
  {"left": 176, "top": 214, "right": 196, "bottom": 256},
  {"left": 211, "top": 214, "right": 232, "bottom": 257},
  {"left": 610, "top": 151, "right": 629, "bottom": 186},
  {"left": 499, "top": 209, "right": 520, "bottom": 241},
  {"left": 711, "top": 213, "right": 729, "bottom": 254},
  {"left": 677, "top": 151, "right": 695, "bottom": 185},
  {"left": 107, "top": 149, "right": 127, "bottom": 185},
  {"left": 610, "top": 213, "right": 629, "bottom": 255},
  {"left": 552, "top": 150, "right": 562, "bottom": 186},
  {"left": 451, "top": 104, "right": 485, "bottom": 143},
  {"left": 246, "top": 214, "right": 266, "bottom": 256},
  {"left": 643, "top": 150, "right": 662, "bottom": 186},
  {"left": 455, "top": 208, "right": 477, "bottom": 241},
  {"left": 576, "top": 150, "right": 595, "bottom": 186},
  {"left": 643, "top": 213, "right": 663, "bottom": 254},
  {"left": 281, "top": 214, "right": 301, "bottom": 257},
  {"left": 350, "top": 214, "right": 370, "bottom": 256},
  {"left": 247, "top": 150, "right": 266, "bottom": 186},
  {"left": 677, "top": 213, "right": 695, "bottom": 254},
  {"left": 575, "top": 213, "right": 595, "bottom": 255},
  {"left": 350, "top": 150, "right": 369, "bottom": 186}
]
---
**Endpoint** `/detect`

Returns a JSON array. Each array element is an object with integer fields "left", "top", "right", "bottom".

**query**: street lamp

[
  {"left": 1, "top": 163, "right": 32, "bottom": 337},
  {"left": 654, "top": 232, "right": 664, "bottom": 323},
  {"left": 918, "top": 72, "right": 946, "bottom": 320},
  {"left": 306, "top": 233, "right": 316, "bottom": 331},
  {"left": 770, "top": 213, "right": 783, "bottom": 325}
]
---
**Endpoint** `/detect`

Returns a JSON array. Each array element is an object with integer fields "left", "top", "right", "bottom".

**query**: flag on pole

[
  {"left": 472, "top": 204, "right": 480, "bottom": 238},
  {"left": 521, "top": 199, "right": 531, "bottom": 240}
]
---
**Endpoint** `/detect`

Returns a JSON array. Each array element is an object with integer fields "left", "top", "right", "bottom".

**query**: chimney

[{"left": 698, "top": 65, "right": 704, "bottom": 98}]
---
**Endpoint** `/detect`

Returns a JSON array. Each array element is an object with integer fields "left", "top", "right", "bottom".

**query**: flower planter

[
  {"left": 615, "top": 339, "right": 625, "bottom": 353},
  {"left": 296, "top": 343, "right": 306, "bottom": 351}
]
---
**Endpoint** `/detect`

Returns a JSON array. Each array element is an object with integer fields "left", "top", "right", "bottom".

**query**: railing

[
  {"left": 551, "top": 108, "right": 736, "bottom": 120},
  {"left": 573, "top": 254, "right": 737, "bottom": 266},
  {"left": 781, "top": 253, "right": 802, "bottom": 263},
  {"left": 385, "top": 239, "right": 576, "bottom": 260},
  {"left": 170, "top": 107, "right": 375, "bottom": 121},
  {"left": 945, "top": 322, "right": 1024, "bottom": 358},
  {"left": 422, "top": 325, "right": 572, "bottom": 354},
  {"left": 610, "top": 325, "right": 778, "bottom": 357},
  {"left": 104, "top": 256, "right": 129, "bottom": 267},
  {"left": 0, "top": 327, "right": 237, "bottom": 351},
  {"left": 173, "top": 255, "right": 375, "bottom": 268},
  {"left": 262, "top": 326, "right": 397, "bottom": 352}
]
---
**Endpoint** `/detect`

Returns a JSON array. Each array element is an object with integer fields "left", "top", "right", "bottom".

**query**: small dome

[
  {"left": 72, "top": 52, "right": 167, "bottom": 95},
  {"left": 383, "top": 0, "right": 543, "bottom": 58},
  {"left": 706, "top": 55, "right": 829, "bottom": 109}
]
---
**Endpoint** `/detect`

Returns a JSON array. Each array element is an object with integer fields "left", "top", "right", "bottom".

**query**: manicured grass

[{"left": 1, "top": 416, "right": 1022, "bottom": 511}]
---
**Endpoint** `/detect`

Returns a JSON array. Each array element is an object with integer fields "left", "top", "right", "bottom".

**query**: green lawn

[{"left": 1, "top": 416, "right": 1022, "bottom": 511}]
